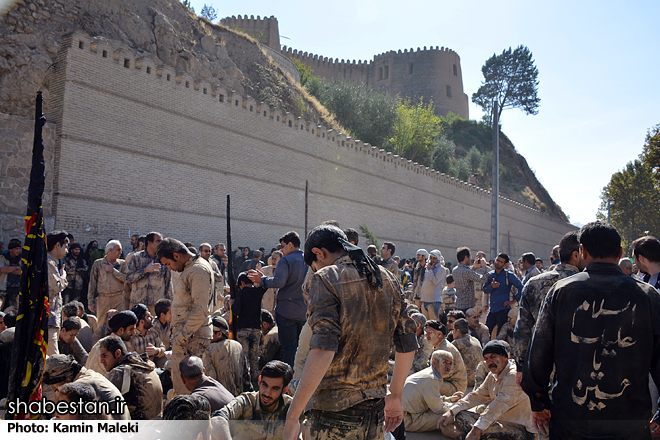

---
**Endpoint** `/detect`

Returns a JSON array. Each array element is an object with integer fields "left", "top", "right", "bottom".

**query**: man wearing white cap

[
  {"left": 420, "top": 250, "right": 448, "bottom": 321},
  {"left": 412, "top": 249, "right": 429, "bottom": 307}
]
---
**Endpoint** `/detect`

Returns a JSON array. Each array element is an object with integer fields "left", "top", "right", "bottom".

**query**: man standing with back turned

[
  {"left": 522, "top": 221, "right": 660, "bottom": 439},
  {"left": 283, "top": 225, "right": 418, "bottom": 440}
]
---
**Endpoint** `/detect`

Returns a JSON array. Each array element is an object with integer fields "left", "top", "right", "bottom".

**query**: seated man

[
  {"left": 424, "top": 320, "right": 467, "bottom": 395},
  {"left": 130, "top": 303, "right": 167, "bottom": 368},
  {"left": 466, "top": 307, "right": 490, "bottom": 346},
  {"left": 100, "top": 334, "right": 163, "bottom": 420},
  {"left": 259, "top": 309, "right": 282, "bottom": 370},
  {"left": 163, "top": 394, "right": 212, "bottom": 440},
  {"left": 92, "top": 309, "right": 117, "bottom": 346},
  {"left": 451, "top": 318, "right": 483, "bottom": 386},
  {"left": 203, "top": 316, "right": 250, "bottom": 396},
  {"left": 410, "top": 312, "right": 434, "bottom": 373},
  {"left": 43, "top": 354, "right": 130, "bottom": 420},
  {"left": 86, "top": 310, "right": 136, "bottom": 377},
  {"left": 402, "top": 350, "right": 464, "bottom": 432},
  {"left": 211, "top": 360, "right": 293, "bottom": 440},
  {"left": 438, "top": 340, "right": 535, "bottom": 440},
  {"left": 179, "top": 355, "right": 234, "bottom": 413},
  {"left": 58, "top": 316, "right": 88, "bottom": 365},
  {"left": 495, "top": 308, "right": 518, "bottom": 347}
]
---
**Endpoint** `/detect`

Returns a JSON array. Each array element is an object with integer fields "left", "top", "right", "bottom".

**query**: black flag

[{"left": 6, "top": 91, "right": 49, "bottom": 419}]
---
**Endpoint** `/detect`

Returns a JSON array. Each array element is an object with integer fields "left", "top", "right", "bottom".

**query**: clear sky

[{"left": 192, "top": 0, "right": 659, "bottom": 226}]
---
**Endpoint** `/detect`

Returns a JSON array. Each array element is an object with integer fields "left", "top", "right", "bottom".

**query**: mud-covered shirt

[
  {"left": 512, "top": 263, "right": 579, "bottom": 368},
  {"left": 306, "top": 255, "right": 418, "bottom": 412},
  {"left": 214, "top": 391, "right": 292, "bottom": 440},
  {"left": 107, "top": 352, "right": 163, "bottom": 420}
]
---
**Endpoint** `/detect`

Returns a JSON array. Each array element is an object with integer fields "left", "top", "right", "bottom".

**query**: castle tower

[
  {"left": 222, "top": 16, "right": 469, "bottom": 119},
  {"left": 220, "top": 15, "right": 280, "bottom": 49}
]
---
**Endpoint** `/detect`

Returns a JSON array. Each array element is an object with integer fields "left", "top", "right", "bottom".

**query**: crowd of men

[{"left": 0, "top": 221, "right": 659, "bottom": 440}]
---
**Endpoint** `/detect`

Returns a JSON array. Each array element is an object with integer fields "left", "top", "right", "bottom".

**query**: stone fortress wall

[
  {"left": 22, "top": 29, "right": 574, "bottom": 262},
  {"left": 221, "top": 15, "right": 469, "bottom": 119}
]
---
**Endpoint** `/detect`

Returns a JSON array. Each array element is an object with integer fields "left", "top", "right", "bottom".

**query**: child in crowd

[
  {"left": 442, "top": 275, "right": 457, "bottom": 314},
  {"left": 231, "top": 272, "right": 267, "bottom": 388}
]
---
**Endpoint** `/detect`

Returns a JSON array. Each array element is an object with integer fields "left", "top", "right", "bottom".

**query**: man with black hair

[
  {"left": 203, "top": 315, "right": 249, "bottom": 396},
  {"left": 62, "top": 300, "right": 94, "bottom": 351},
  {"left": 284, "top": 225, "right": 418, "bottom": 440},
  {"left": 248, "top": 231, "right": 307, "bottom": 368},
  {"left": 232, "top": 271, "right": 267, "bottom": 388},
  {"left": 179, "top": 355, "right": 233, "bottom": 412},
  {"left": 452, "top": 247, "right": 488, "bottom": 311},
  {"left": 130, "top": 303, "right": 166, "bottom": 366},
  {"left": 157, "top": 237, "right": 214, "bottom": 396},
  {"left": 425, "top": 320, "right": 467, "bottom": 396},
  {"left": 380, "top": 241, "right": 399, "bottom": 277},
  {"left": 125, "top": 231, "right": 172, "bottom": 315},
  {"left": 534, "top": 258, "right": 544, "bottom": 272},
  {"left": 58, "top": 316, "right": 88, "bottom": 365},
  {"left": 164, "top": 393, "right": 211, "bottom": 420},
  {"left": 86, "top": 310, "right": 137, "bottom": 377},
  {"left": 482, "top": 253, "right": 524, "bottom": 335},
  {"left": 523, "top": 221, "right": 660, "bottom": 438},
  {"left": 100, "top": 334, "right": 163, "bottom": 420},
  {"left": 520, "top": 252, "right": 541, "bottom": 285},
  {"left": 259, "top": 309, "right": 282, "bottom": 370},
  {"left": 43, "top": 353, "right": 130, "bottom": 420},
  {"left": 62, "top": 242, "right": 88, "bottom": 304},
  {"left": 47, "top": 230, "right": 70, "bottom": 355},
  {"left": 439, "top": 340, "right": 535, "bottom": 440},
  {"left": 0, "top": 238, "right": 22, "bottom": 311},
  {"left": 213, "top": 360, "right": 294, "bottom": 440},
  {"left": 153, "top": 297, "right": 172, "bottom": 350},
  {"left": 632, "top": 235, "right": 660, "bottom": 289},
  {"left": 513, "top": 231, "right": 582, "bottom": 372},
  {"left": 343, "top": 227, "right": 359, "bottom": 245}
]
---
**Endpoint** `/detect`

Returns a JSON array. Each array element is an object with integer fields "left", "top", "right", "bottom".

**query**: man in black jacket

[{"left": 522, "top": 221, "right": 660, "bottom": 439}]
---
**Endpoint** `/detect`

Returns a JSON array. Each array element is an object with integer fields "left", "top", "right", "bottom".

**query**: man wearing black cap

[
  {"left": 203, "top": 315, "right": 248, "bottom": 396},
  {"left": 62, "top": 242, "right": 88, "bottom": 304},
  {"left": 438, "top": 340, "right": 535, "bottom": 440},
  {"left": 85, "top": 310, "right": 137, "bottom": 377},
  {"left": 0, "top": 238, "right": 22, "bottom": 311}
]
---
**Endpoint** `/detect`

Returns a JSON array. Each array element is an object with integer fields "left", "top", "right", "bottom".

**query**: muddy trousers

[{"left": 307, "top": 398, "right": 385, "bottom": 440}]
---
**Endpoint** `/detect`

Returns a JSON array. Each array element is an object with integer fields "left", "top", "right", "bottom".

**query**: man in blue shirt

[
  {"left": 248, "top": 231, "right": 307, "bottom": 368},
  {"left": 482, "top": 253, "right": 523, "bottom": 335}
]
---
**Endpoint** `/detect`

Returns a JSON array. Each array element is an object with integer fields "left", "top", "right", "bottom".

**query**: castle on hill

[{"left": 220, "top": 15, "right": 469, "bottom": 119}]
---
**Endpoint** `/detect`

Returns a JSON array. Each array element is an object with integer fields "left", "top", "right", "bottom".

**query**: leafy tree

[
  {"left": 466, "top": 146, "right": 482, "bottom": 173},
  {"left": 293, "top": 59, "right": 314, "bottom": 87},
  {"left": 359, "top": 224, "right": 379, "bottom": 248},
  {"left": 480, "top": 150, "right": 493, "bottom": 175},
  {"left": 472, "top": 45, "right": 540, "bottom": 122},
  {"left": 432, "top": 135, "right": 456, "bottom": 174},
  {"left": 200, "top": 4, "right": 217, "bottom": 21},
  {"left": 305, "top": 79, "right": 397, "bottom": 148},
  {"left": 641, "top": 124, "right": 660, "bottom": 185},
  {"left": 456, "top": 158, "right": 471, "bottom": 181},
  {"left": 389, "top": 98, "right": 443, "bottom": 164},
  {"left": 597, "top": 159, "right": 660, "bottom": 252}
]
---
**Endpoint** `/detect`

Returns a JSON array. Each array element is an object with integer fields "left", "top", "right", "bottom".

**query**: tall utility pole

[{"left": 490, "top": 101, "right": 499, "bottom": 259}]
